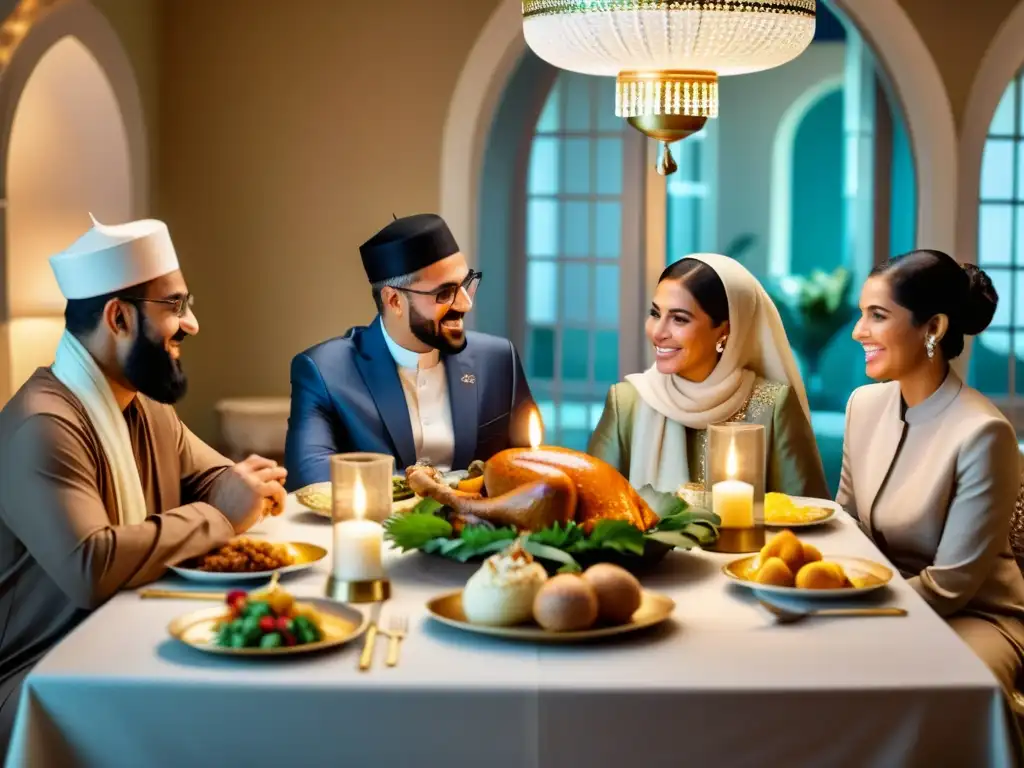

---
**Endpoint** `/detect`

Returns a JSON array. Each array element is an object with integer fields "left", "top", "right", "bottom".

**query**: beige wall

[{"left": 60, "top": 0, "right": 1024, "bottom": 442}]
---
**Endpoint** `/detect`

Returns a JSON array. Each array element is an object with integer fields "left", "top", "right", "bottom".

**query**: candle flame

[
  {"left": 352, "top": 476, "right": 367, "bottom": 520},
  {"left": 528, "top": 409, "right": 543, "bottom": 450},
  {"left": 725, "top": 441, "right": 738, "bottom": 479}
]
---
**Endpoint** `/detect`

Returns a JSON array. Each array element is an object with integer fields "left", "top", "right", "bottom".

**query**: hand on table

[{"left": 210, "top": 454, "right": 288, "bottom": 533}]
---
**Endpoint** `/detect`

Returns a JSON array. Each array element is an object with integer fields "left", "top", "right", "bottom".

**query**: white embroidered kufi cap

[{"left": 49, "top": 214, "right": 180, "bottom": 300}]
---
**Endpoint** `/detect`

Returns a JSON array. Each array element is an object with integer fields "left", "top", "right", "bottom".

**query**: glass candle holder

[
  {"left": 704, "top": 423, "right": 766, "bottom": 554},
  {"left": 326, "top": 452, "right": 394, "bottom": 603}
]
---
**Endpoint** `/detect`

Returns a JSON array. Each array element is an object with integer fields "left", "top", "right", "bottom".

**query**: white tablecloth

[{"left": 6, "top": 498, "right": 1021, "bottom": 767}]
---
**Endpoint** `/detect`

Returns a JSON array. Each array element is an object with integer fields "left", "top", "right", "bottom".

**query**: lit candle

[
  {"left": 712, "top": 440, "right": 754, "bottom": 529},
  {"left": 528, "top": 408, "right": 543, "bottom": 450},
  {"left": 332, "top": 476, "right": 384, "bottom": 581}
]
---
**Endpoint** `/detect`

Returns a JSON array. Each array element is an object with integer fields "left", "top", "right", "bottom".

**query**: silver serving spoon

[{"left": 758, "top": 598, "right": 907, "bottom": 625}]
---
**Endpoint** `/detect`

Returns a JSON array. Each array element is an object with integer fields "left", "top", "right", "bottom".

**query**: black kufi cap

[{"left": 359, "top": 213, "right": 460, "bottom": 283}]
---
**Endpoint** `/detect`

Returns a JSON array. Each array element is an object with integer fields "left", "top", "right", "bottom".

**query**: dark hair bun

[{"left": 961, "top": 263, "right": 998, "bottom": 336}]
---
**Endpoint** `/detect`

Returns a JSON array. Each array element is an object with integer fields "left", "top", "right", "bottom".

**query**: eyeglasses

[
  {"left": 398, "top": 271, "right": 482, "bottom": 307},
  {"left": 125, "top": 293, "right": 195, "bottom": 318}
]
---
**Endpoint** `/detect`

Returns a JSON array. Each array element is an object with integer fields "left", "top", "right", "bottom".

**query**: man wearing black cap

[{"left": 284, "top": 213, "right": 536, "bottom": 489}]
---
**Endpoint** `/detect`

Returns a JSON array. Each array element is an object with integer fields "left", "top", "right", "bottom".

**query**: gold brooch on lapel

[{"left": 461, "top": 373, "right": 476, "bottom": 384}]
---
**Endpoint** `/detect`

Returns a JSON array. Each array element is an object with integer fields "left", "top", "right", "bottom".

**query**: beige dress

[
  {"left": 0, "top": 369, "right": 237, "bottom": 757},
  {"left": 588, "top": 377, "right": 830, "bottom": 498},
  {"left": 837, "top": 372, "right": 1024, "bottom": 693}
]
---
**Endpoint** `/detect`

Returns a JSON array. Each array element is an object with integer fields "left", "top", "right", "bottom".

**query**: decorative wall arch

[
  {"left": 0, "top": 0, "right": 148, "bottom": 401},
  {"left": 440, "top": 0, "right": 958, "bottom": 264},
  {"left": 956, "top": 1, "right": 1024, "bottom": 267},
  {"left": 768, "top": 74, "right": 845, "bottom": 277}
]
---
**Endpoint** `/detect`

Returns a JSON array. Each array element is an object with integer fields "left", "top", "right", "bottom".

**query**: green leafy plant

[{"left": 382, "top": 485, "right": 720, "bottom": 572}]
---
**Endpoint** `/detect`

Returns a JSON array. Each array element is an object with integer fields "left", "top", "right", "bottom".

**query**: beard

[
  {"left": 124, "top": 318, "right": 189, "bottom": 404},
  {"left": 408, "top": 302, "right": 467, "bottom": 355}
]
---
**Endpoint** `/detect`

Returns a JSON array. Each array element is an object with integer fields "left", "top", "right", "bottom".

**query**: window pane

[
  {"left": 589, "top": 402, "right": 605, "bottom": 430},
  {"left": 562, "top": 328, "right": 590, "bottom": 380},
  {"left": 564, "top": 73, "right": 591, "bottom": 132},
  {"left": 972, "top": 331, "right": 1010, "bottom": 394},
  {"left": 527, "top": 198, "right": 558, "bottom": 257},
  {"left": 675, "top": 138, "right": 702, "bottom": 182},
  {"left": 596, "top": 138, "right": 623, "bottom": 195},
  {"left": 1019, "top": 75, "right": 1024, "bottom": 132},
  {"left": 1018, "top": 140, "right": 1024, "bottom": 196},
  {"left": 537, "top": 85, "right": 560, "bottom": 133},
  {"left": 526, "top": 260, "right": 557, "bottom": 324},
  {"left": 667, "top": 195, "right": 701, "bottom": 260},
  {"left": 594, "top": 329, "right": 619, "bottom": 383},
  {"left": 563, "top": 137, "right": 591, "bottom": 195},
  {"left": 595, "top": 264, "right": 619, "bottom": 325},
  {"left": 560, "top": 402, "right": 589, "bottom": 430},
  {"left": 537, "top": 399, "right": 557, "bottom": 431},
  {"left": 562, "top": 200, "right": 591, "bottom": 256},
  {"left": 1017, "top": 205, "right": 1024, "bottom": 266},
  {"left": 986, "top": 267, "right": 1012, "bottom": 329},
  {"left": 529, "top": 327, "right": 555, "bottom": 379},
  {"left": 559, "top": 430, "right": 590, "bottom": 452},
  {"left": 990, "top": 81, "right": 1017, "bottom": 135},
  {"left": 562, "top": 262, "right": 591, "bottom": 323},
  {"left": 597, "top": 81, "right": 620, "bottom": 132},
  {"left": 1015, "top": 269, "right": 1024, "bottom": 330},
  {"left": 594, "top": 201, "right": 621, "bottom": 258},
  {"left": 979, "top": 204, "right": 1013, "bottom": 265},
  {"left": 981, "top": 139, "right": 1015, "bottom": 200},
  {"left": 529, "top": 137, "right": 559, "bottom": 195}
]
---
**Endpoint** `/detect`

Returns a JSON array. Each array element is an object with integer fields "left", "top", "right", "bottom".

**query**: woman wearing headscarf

[{"left": 588, "top": 254, "right": 829, "bottom": 498}]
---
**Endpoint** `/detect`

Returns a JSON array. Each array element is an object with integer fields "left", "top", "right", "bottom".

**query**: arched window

[
  {"left": 971, "top": 68, "right": 1024, "bottom": 399},
  {"left": 521, "top": 71, "right": 643, "bottom": 450}
]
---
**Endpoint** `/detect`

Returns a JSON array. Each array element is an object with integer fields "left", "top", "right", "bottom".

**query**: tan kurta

[
  {"left": 587, "top": 377, "right": 830, "bottom": 498},
  {"left": 837, "top": 373, "right": 1024, "bottom": 691},
  {"left": 0, "top": 369, "right": 236, "bottom": 749}
]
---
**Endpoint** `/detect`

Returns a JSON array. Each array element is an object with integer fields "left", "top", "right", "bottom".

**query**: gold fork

[{"left": 383, "top": 614, "right": 408, "bottom": 667}]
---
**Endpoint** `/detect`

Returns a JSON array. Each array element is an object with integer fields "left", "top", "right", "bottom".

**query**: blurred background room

[{"left": 0, "top": 0, "right": 1021, "bottom": 496}]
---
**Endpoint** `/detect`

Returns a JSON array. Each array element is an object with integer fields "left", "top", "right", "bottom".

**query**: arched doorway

[{"left": 0, "top": 0, "right": 147, "bottom": 403}]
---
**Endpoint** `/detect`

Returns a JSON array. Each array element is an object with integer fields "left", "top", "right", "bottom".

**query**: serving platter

[
  {"left": 425, "top": 589, "right": 675, "bottom": 642},
  {"left": 295, "top": 471, "right": 469, "bottom": 517},
  {"left": 168, "top": 542, "right": 328, "bottom": 583},
  {"left": 722, "top": 554, "right": 892, "bottom": 599},
  {"left": 168, "top": 597, "right": 367, "bottom": 656}
]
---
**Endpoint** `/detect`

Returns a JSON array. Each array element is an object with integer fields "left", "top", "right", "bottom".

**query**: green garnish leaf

[
  {"left": 651, "top": 506, "right": 721, "bottom": 532},
  {"left": 409, "top": 497, "right": 444, "bottom": 516},
  {"left": 522, "top": 539, "right": 581, "bottom": 571},
  {"left": 383, "top": 511, "right": 452, "bottom": 551},
  {"left": 584, "top": 519, "right": 645, "bottom": 556},
  {"left": 453, "top": 538, "right": 512, "bottom": 562},
  {"left": 459, "top": 524, "right": 517, "bottom": 551},
  {"left": 528, "top": 520, "right": 585, "bottom": 549},
  {"left": 637, "top": 484, "right": 688, "bottom": 519}
]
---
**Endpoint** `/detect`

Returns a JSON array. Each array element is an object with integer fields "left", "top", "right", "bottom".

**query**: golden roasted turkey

[{"left": 404, "top": 446, "right": 659, "bottom": 534}]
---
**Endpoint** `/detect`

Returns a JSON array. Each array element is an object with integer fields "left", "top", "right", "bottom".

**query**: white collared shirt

[{"left": 381, "top": 323, "right": 455, "bottom": 472}]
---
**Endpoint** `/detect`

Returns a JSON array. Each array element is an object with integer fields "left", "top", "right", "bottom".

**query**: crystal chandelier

[{"left": 523, "top": 0, "right": 817, "bottom": 174}]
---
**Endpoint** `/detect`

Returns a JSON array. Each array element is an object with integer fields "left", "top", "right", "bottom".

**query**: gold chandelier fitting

[{"left": 616, "top": 71, "right": 719, "bottom": 176}]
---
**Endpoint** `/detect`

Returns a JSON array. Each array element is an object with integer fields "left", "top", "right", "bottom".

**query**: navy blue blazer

[{"left": 284, "top": 318, "right": 537, "bottom": 490}]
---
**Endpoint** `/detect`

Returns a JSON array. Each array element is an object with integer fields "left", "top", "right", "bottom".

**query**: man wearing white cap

[{"left": 0, "top": 216, "right": 287, "bottom": 752}]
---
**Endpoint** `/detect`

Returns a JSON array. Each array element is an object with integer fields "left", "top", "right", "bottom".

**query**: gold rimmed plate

[
  {"left": 763, "top": 495, "right": 839, "bottom": 528},
  {"left": 294, "top": 473, "right": 468, "bottom": 517},
  {"left": 723, "top": 554, "right": 893, "bottom": 599},
  {"left": 168, "top": 598, "right": 368, "bottom": 656},
  {"left": 425, "top": 589, "right": 675, "bottom": 642},
  {"left": 168, "top": 542, "right": 328, "bottom": 583}
]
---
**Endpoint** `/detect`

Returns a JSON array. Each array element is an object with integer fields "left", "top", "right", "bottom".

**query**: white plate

[
  {"left": 763, "top": 495, "right": 840, "bottom": 528},
  {"left": 722, "top": 554, "right": 893, "bottom": 599},
  {"left": 169, "top": 542, "right": 328, "bottom": 583},
  {"left": 294, "top": 471, "right": 470, "bottom": 517}
]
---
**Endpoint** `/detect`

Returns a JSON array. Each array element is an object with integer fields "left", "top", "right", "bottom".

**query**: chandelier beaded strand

[{"left": 523, "top": 0, "right": 816, "bottom": 174}]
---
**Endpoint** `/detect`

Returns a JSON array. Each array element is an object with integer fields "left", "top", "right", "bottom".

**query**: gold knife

[{"left": 358, "top": 602, "right": 383, "bottom": 672}]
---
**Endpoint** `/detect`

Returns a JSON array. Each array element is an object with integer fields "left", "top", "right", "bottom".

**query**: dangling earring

[
  {"left": 716, "top": 337, "right": 727, "bottom": 354},
  {"left": 925, "top": 335, "right": 936, "bottom": 360}
]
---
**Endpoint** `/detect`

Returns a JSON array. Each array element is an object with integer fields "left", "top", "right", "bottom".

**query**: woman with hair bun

[{"left": 840, "top": 248, "right": 1024, "bottom": 695}]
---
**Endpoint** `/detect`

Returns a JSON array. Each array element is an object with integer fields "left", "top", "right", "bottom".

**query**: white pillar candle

[
  {"left": 332, "top": 518, "right": 384, "bottom": 580},
  {"left": 712, "top": 479, "right": 755, "bottom": 529}
]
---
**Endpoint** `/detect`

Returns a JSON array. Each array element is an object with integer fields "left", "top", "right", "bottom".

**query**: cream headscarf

[{"left": 625, "top": 253, "right": 809, "bottom": 492}]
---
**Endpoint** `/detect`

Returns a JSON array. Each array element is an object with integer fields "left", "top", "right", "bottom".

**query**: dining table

[{"left": 5, "top": 495, "right": 1021, "bottom": 767}]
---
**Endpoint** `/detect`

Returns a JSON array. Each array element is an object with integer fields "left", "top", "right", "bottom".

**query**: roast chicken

[{"left": 404, "top": 446, "right": 659, "bottom": 534}]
